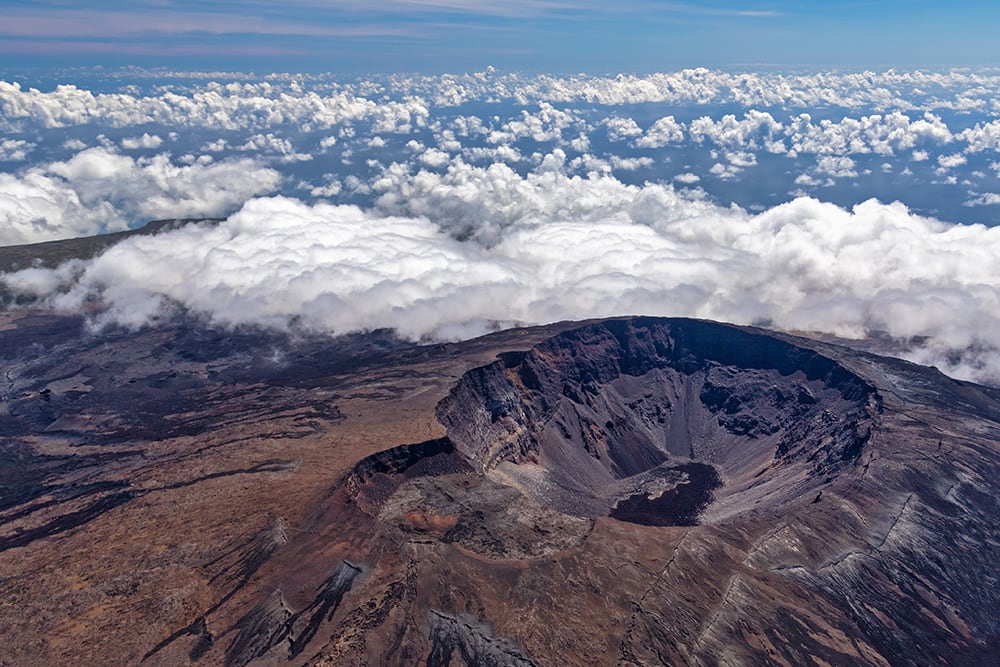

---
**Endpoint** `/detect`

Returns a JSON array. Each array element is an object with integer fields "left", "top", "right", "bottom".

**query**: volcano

[{"left": 1, "top": 308, "right": 998, "bottom": 665}]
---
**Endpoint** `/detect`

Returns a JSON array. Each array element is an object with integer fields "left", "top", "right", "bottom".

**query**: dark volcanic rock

[
  {"left": 436, "top": 318, "right": 878, "bottom": 525},
  {"left": 426, "top": 610, "right": 538, "bottom": 667},
  {"left": 0, "top": 312, "right": 998, "bottom": 666},
  {"left": 609, "top": 462, "right": 721, "bottom": 527}
]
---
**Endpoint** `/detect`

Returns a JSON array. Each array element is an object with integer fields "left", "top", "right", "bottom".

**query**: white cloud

[
  {"left": 0, "top": 79, "right": 428, "bottom": 132},
  {"left": 937, "top": 153, "right": 968, "bottom": 169},
  {"left": 635, "top": 116, "right": 685, "bottom": 148},
  {"left": 120, "top": 133, "right": 163, "bottom": 150},
  {"left": 450, "top": 115, "right": 489, "bottom": 138},
  {"left": 434, "top": 130, "right": 462, "bottom": 153},
  {"left": 462, "top": 144, "right": 524, "bottom": 164},
  {"left": 726, "top": 152, "right": 757, "bottom": 168},
  {"left": 785, "top": 111, "right": 952, "bottom": 157},
  {"left": 487, "top": 102, "right": 579, "bottom": 145},
  {"left": 238, "top": 133, "right": 312, "bottom": 161},
  {"left": 568, "top": 154, "right": 611, "bottom": 175},
  {"left": 708, "top": 151, "right": 757, "bottom": 179},
  {"left": 1, "top": 259, "right": 86, "bottom": 298},
  {"left": 0, "top": 147, "right": 281, "bottom": 245},
  {"left": 370, "top": 150, "right": 720, "bottom": 245},
  {"left": 609, "top": 156, "right": 654, "bottom": 171},
  {"left": 309, "top": 180, "right": 343, "bottom": 198},
  {"left": 0, "top": 138, "right": 32, "bottom": 161},
  {"left": 709, "top": 163, "right": 741, "bottom": 180},
  {"left": 673, "top": 172, "right": 700, "bottom": 184},
  {"left": 178, "top": 154, "right": 214, "bottom": 166},
  {"left": 569, "top": 132, "right": 590, "bottom": 152},
  {"left": 690, "top": 110, "right": 784, "bottom": 153},
  {"left": 383, "top": 68, "right": 1000, "bottom": 111},
  {"left": 959, "top": 120, "right": 1000, "bottom": 153},
  {"left": 419, "top": 147, "right": 451, "bottom": 167},
  {"left": 815, "top": 156, "right": 858, "bottom": 178},
  {"left": 605, "top": 117, "right": 643, "bottom": 142},
  {"left": 964, "top": 192, "right": 1000, "bottom": 207},
  {"left": 8, "top": 152, "right": 1000, "bottom": 384},
  {"left": 2, "top": 70, "right": 999, "bottom": 147},
  {"left": 202, "top": 138, "right": 229, "bottom": 152},
  {"left": 9, "top": 174, "right": 1000, "bottom": 386}
]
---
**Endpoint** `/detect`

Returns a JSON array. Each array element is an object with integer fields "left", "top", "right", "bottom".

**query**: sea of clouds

[{"left": 2, "top": 68, "right": 1000, "bottom": 383}]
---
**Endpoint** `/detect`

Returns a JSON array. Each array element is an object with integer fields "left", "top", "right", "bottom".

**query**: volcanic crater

[{"left": 342, "top": 317, "right": 879, "bottom": 561}]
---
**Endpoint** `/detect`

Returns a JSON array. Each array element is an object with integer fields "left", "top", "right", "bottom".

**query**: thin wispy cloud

[
  {"left": 1, "top": 1, "right": 993, "bottom": 69},
  {"left": 0, "top": 40, "right": 325, "bottom": 58},
  {"left": 0, "top": 1, "right": 784, "bottom": 41},
  {"left": 0, "top": 11, "right": 413, "bottom": 39},
  {"left": 196, "top": 0, "right": 780, "bottom": 18}
]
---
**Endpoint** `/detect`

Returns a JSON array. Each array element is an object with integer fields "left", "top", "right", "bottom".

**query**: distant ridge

[{"left": 0, "top": 218, "right": 222, "bottom": 274}]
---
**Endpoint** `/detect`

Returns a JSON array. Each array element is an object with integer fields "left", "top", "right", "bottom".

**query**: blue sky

[{"left": 1, "top": 1, "right": 996, "bottom": 73}]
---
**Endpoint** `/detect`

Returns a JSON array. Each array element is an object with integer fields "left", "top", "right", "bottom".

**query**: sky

[{"left": 1, "top": 1, "right": 999, "bottom": 72}]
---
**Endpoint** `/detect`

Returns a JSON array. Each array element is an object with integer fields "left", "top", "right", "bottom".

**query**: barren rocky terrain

[{"left": 1, "top": 306, "right": 999, "bottom": 665}]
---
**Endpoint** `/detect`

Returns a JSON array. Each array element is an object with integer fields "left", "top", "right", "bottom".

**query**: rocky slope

[{"left": 0, "top": 312, "right": 998, "bottom": 666}]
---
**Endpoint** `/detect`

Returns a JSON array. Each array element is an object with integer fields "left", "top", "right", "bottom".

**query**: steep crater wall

[{"left": 436, "top": 317, "right": 880, "bottom": 525}]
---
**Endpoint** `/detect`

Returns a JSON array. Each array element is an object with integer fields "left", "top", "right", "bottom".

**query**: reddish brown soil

[{"left": 1, "top": 312, "right": 998, "bottom": 666}]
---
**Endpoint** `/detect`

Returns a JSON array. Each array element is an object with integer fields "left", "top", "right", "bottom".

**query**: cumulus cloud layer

[
  {"left": 387, "top": 68, "right": 1000, "bottom": 112},
  {"left": 3, "top": 68, "right": 1000, "bottom": 246},
  {"left": 2, "top": 68, "right": 999, "bottom": 385},
  {"left": 0, "top": 147, "right": 281, "bottom": 245},
  {"left": 7, "top": 159, "right": 1000, "bottom": 384},
  {"left": 0, "top": 79, "right": 428, "bottom": 132}
]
